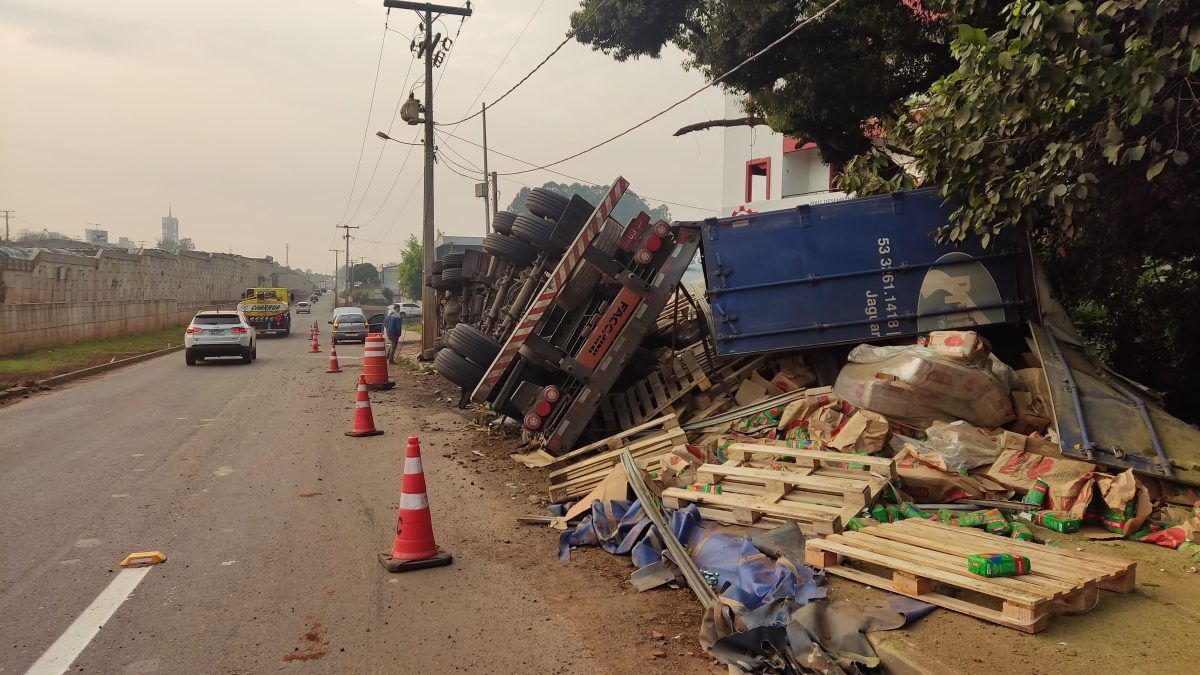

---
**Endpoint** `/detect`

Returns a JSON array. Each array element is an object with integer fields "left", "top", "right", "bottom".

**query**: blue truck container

[{"left": 699, "top": 188, "right": 1025, "bottom": 356}]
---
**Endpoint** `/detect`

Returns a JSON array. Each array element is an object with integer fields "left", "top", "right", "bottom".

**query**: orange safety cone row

[
  {"left": 379, "top": 436, "right": 452, "bottom": 572},
  {"left": 326, "top": 344, "right": 342, "bottom": 373},
  {"left": 309, "top": 333, "right": 321, "bottom": 353},
  {"left": 345, "top": 375, "right": 383, "bottom": 437},
  {"left": 362, "top": 333, "right": 395, "bottom": 390},
  {"left": 312, "top": 320, "right": 319, "bottom": 335}
]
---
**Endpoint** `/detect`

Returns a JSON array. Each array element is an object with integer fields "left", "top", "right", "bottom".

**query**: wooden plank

[
  {"left": 725, "top": 443, "right": 896, "bottom": 476},
  {"left": 648, "top": 375, "right": 670, "bottom": 412},
  {"left": 613, "top": 393, "right": 634, "bottom": 430},
  {"left": 598, "top": 396, "right": 617, "bottom": 429},
  {"left": 661, "top": 487, "right": 840, "bottom": 532},
  {"left": 547, "top": 414, "right": 678, "bottom": 466},
  {"left": 809, "top": 536, "right": 1048, "bottom": 606},
  {"left": 837, "top": 530, "right": 1075, "bottom": 597},
  {"left": 811, "top": 562, "right": 1047, "bottom": 633},
  {"left": 698, "top": 464, "right": 872, "bottom": 504},
  {"left": 896, "top": 520, "right": 1136, "bottom": 577},
  {"left": 680, "top": 350, "right": 711, "bottom": 391}
]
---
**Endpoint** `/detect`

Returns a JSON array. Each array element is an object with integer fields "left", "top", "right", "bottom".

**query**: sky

[{"left": 0, "top": 0, "right": 727, "bottom": 274}]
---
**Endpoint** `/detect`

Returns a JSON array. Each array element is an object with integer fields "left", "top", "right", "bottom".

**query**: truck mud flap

[{"left": 1029, "top": 321, "right": 1200, "bottom": 486}]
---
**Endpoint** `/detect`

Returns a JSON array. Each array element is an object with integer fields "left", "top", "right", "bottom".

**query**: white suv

[{"left": 185, "top": 311, "right": 257, "bottom": 365}]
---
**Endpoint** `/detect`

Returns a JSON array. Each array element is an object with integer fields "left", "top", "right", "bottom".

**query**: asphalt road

[{"left": 0, "top": 327, "right": 604, "bottom": 673}]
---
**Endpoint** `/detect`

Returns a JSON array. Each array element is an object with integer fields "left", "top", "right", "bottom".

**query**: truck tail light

[
  {"left": 534, "top": 400, "right": 552, "bottom": 417},
  {"left": 523, "top": 413, "right": 542, "bottom": 430},
  {"left": 652, "top": 221, "right": 671, "bottom": 238},
  {"left": 634, "top": 249, "right": 653, "bottom": 265},
  {"left": 541, "top": 386, "right": 561, "bottom": 403},
  {"left": 644, "top": 235, "right": 662, "bottom": 252},
  {"left": 274, "top": 314, "right": 283, "bottom": 325}
]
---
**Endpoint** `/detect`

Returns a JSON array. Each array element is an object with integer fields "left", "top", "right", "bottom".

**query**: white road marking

[
  {"left": 110, "top": 494, "right": 129, "bottom": 499},
  {"left": 25, "top": 566, "right": 153, "bottom": 675},
  {"left": 211, "top": 466, "right": 234, "bottom": 477},
  {"left": 74, "top": 539, "right": 101, "bottom": 549}
]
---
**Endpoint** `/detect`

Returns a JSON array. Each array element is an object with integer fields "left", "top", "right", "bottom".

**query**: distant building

[
  {"left": 721, "top": 94, "right": 846, "bottom": 216},
  {"left": 117, "top": 237, "right": 136, "bottom": 250},
  {"left": 434, "top": 234, "right": 483, "bottom": 261},
  {"left": 162, "top": 206, "right": 179, "bottom": 245},
  {"left": 84, "top": 228, "right": 109, "bottom": 245}
]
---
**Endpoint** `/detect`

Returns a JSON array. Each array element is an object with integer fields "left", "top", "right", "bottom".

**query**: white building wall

[{"left": 720, "top": 94, "right": 847, "bottom": 216}]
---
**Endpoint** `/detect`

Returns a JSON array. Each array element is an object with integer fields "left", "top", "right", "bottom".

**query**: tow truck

[{"left": 236, "top": 287, "right": 291, "bottom": 336}]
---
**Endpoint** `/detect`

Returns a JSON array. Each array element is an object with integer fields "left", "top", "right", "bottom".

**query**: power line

[
  {"left": 494, "top": 0, "right": 845, "bottom": 177},
  {"left": 436, "top": 0, "right": 613, "bottom": 128},
  {"left": 339, "top": 18, "right": 391, "bottom": 225},
  {"left": 435, "top": 129, "right": 716, "bottom": 213},
  {"left": 442, "top": 0, "right": 547, "bottom": 133},
  {"left": 346, "top": 52, "right": 419, "bottom": 223},
  {"left": 434, "top": 130, "right": 481, "bottom": 172}
]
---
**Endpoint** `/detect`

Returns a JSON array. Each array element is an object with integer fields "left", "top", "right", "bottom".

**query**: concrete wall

[{"left": 0, "top": 246, "right": 314, "bottom": 356}]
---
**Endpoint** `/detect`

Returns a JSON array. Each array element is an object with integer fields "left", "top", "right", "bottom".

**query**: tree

[
  {"left": 396, "top": 234, "right": 424, "bottom": 300},
  {"left": 571, "top": 0, "right": 1200, "bottom": 419},
  {"left": 349, "top": 262, "right": 379, "bottom": 284},
  {"left": 381, "top": 286, "right": 395, "bottom": 303},
  {"left": 570, "top": 0, "right": 959, "bottom": 164},
  {"left": 506, "top": 181, "right": 671, "bottom": 223}
]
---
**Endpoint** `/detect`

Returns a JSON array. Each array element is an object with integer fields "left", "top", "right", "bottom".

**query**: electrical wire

[
  {"left": 433, "top": 130, "right": 481, "bottom": 172},
  {"left": 339, "top": 18, "right": 391, "bottom": 224},
  {"left": 435, "top": 129, "right": 716, "bottom": 213},
  {"left": 442, "top": 0, "right": 547, "bottom": 133},
  {"left": 494, "top": 0, "right": 845, "bottom": 177},
  {"left": 346, "top": 53, "right": 418, "bottom": 223},
  {"left": 436, "top": 0, "right": 613, "bottom": 127}
]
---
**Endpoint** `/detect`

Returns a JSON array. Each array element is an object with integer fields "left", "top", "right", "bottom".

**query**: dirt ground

[{"left": 401, "top": 358, "right": 1200, "bottom": 675}]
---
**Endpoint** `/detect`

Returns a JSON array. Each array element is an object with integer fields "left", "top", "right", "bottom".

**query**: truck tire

[
  {"left": 512, "top": 213, "right": 562, "bottom": 254},
  {"left": 442, "top": 251, "right": 466, "bottom": 268},
  {"left": 441, "top": 267, "right": 464, "bottom": 285},
  {"left": 484, "top": 232, "right": 537, "bottom": 266},
  {"left": 433, "top": 259, "right": 445, "bottom": 274},
  {"left": 429, "top": 273, "right": 444, "bottom": 288},
  {"left": 434, "top": 348, "right": 485, "bottom": 390},
  {"left": 557, "top": 218, "right": 623, "bottom": 310},
  {"left": 525, "top": 188, "right": 570, "bottom": 221},
  {"left": 446, "top": 323, "right": 501, "bottom": 366},
  {"left": 492, "top": 211, "right": 517, "bottom": 235}
]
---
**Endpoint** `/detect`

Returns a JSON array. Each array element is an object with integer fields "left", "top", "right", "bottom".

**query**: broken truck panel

[
  {"left": 1029, "top": 321, "right": 1200, "bottom": 487},
  {"left": 699, "top": 188, "right": 1024, "bottom": 356}
]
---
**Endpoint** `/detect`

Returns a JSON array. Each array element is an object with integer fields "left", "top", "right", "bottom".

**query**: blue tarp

[{"left": 558, "top": 499, "right": 825, "bottom": 611}]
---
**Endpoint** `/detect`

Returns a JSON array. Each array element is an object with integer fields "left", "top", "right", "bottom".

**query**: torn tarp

[{"left": 558, "top": 499, "right": 825, "bottom": 611}]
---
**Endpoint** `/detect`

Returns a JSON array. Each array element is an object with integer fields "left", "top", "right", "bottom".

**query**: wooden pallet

[
  {"left": 805, "top": 519, "right": 1137, "bottom": 633},
  {"left": 548, "top": 424, "right": 687, "bottom": 503},
  {"left": 660, "top": 451, "right": 894, "bottom": 535},
  {"left": 598, "top": 351, "right": 711, "bottom": 429}
]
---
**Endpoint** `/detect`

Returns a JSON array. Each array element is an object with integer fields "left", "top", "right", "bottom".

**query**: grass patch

[
  {"left": 394, "top": 355, "right": 427, "bottom": 373},
  {"left": 0, "top": 324, "right": 187, "bottom": 381}
]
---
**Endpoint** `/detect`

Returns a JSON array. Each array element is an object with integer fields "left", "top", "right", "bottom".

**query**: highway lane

[{"left": 0, "top": 331, "right": 603, "bottom": 673}]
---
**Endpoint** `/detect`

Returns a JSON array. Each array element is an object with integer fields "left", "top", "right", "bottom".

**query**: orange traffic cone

[
  {"left": 310, "top": 334, "right": 321, "bottom": 353},
  {"left": 346, "top": 375, "right": 383, "bottom": 437},
  {"left": 362, "top": 333, "right": 395, "bottom": 390},
  {"left": 312, "top": 320, "right": 319, "bottom": 335},
  {"left": 379, "top": 436, "right": 453, "bottom": 572},
  {"left": 326, "top": 344, "right": 342, "bottom": 373}
]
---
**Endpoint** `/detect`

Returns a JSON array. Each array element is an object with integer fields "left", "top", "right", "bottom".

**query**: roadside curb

[{"left": 0, "top": 344, "right": 184, "bottom": 402}]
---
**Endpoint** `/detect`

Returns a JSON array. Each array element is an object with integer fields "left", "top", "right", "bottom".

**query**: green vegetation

[
  {"left": 575, "top": 0, "right": 1200, "bottom": 420},
  {"left": 0, "top": 324, "right": 187, "bottom": 385},
  {"left": 350, "top": 262, "right": 379, "bottom": 284},
  {"left": 396, "top": 235, "right": 424, "bottom": 300}
]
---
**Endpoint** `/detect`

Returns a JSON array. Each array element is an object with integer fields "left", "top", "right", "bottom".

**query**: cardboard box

[
  {"left": 1010, "top": 391, "right": 1051, "bottom": 435},
  {"left": 895, "top": 446, "right": 1008, "bottom": 501},
  {"left": 984, "top": 447, "right": 1095, "bottom": 504},
  {"left": 926, "top": 330, "right": 991, "bottom": 364}
]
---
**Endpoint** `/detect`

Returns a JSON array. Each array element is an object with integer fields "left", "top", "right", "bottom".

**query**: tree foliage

[
  {"left": 396, "top": 234, "right": 424, "bottom": 301},
  {"left": 570, "top": 0, "right": 957, "bottom": 163},
  {"left": 349, "top": 262, "right": 379, "bottom": 284},
  {"left": 506, "top": 181, "right": 671, "bottom": 223}
]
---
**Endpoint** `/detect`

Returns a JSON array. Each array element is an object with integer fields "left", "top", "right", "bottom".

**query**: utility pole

[
  {"left": 481, "top": 102, "right": 490, "bottom": 235},
  {"left": 336, "top": 224, "right": 358, "bottom": 306},
  {"left": 0, "top": 210, "right": 12, "bottom": 242},
  {"left": 384, "top": 0, "right": 473, "bottom": 353},
  {"left": 329, "top": 248, "right": 340, "bottom": 305},
  {"left": 490, "top": 171, "right": 499, "bottom": 217},
  {"left": 285, "top": 243, "right": 290, "bottom": 268}
]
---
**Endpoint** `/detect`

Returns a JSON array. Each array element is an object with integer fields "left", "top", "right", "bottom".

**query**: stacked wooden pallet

[
  {"left": 660, "top": 446, "right": 895, "bottom": 535},
  {"left": 597, "top": 349, "right": 712, "bottom": 429},
  {"left": 546, "top": 415, "right": 687, "bottom": 503},
  {"left": 805, "top": 519, "right": 1137, "bottom": 633}
]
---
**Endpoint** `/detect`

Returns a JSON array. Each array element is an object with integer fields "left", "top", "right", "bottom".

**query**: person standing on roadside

[{"left": 384, "top": 304, "right": 403, "bottom": 363}]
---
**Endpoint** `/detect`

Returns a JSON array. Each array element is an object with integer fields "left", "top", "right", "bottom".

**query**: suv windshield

[
  {"left": 339, "top": 314, "right": 366, "bottom": 323},
  {"left": 194, "top": 315, "right": 241, "bottom": 325}
]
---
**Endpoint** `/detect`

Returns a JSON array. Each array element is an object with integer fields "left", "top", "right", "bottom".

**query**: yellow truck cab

[{"left": 237, "top": 287, "right": 292, "bottom": 336}]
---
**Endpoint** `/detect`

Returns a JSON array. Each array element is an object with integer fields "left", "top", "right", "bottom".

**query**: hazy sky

[{"left": 0, "top": 0, "right": 726, "bottom": 273}]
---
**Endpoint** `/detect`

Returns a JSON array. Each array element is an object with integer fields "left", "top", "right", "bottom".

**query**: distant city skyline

[{"left": 161, "top": 205, "right": 179, "bottom": 244}]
